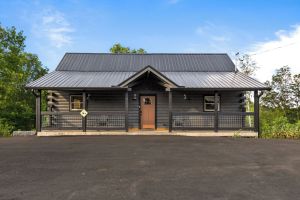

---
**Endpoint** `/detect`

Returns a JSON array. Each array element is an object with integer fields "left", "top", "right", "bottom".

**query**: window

[
  {"left": 204, "top": 96, "right": 220, "bottom": 112},
  {"left": 143, "top": 97, "right": 152, "bottom": 105},
  {"left": 70, "top": 95, "right": 83, "bottom": 110}
]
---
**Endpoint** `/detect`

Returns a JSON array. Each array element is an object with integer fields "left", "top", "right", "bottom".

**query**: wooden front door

[{"left": 140, "top": 96, "right": 156, "bottom": 129}]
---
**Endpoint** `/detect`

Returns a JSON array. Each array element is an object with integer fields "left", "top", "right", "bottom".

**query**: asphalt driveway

[{"left": 0, "top": 136, "right": 300, "bottom": 200}]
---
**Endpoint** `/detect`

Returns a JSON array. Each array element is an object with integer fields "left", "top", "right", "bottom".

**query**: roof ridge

[{"left": 64, "top": 52, "right": 229, "bottom": 55}]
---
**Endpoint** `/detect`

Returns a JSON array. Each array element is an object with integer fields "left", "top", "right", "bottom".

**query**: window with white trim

[
  {"left": 204, "top": 96, "right": 220, "bottom": 112},
  {"left": 70, "top": 95, "right": 83, "bottom": 111}
]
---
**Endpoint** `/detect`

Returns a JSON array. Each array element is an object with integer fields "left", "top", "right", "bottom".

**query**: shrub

[
  {"left": 261, "top": 116, "right": 300, "bottom": 139},
  {"left": 0, "top": 119, "right": 14, "bottom": 137}
]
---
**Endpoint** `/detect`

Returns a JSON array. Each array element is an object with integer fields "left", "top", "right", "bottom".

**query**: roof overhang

[
  {"left": 25, "top": 86, "right": 128, "bottom": 91},
  {"left": 170, "top": 87, "right": 271, "bottom": 91},
  {"left": 118, "top": 65, "right": 179, "bottom": 88}
]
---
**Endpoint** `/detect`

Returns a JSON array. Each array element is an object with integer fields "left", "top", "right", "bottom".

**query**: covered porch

[
  {"left": 29, "top": 65, "right": 268, "bottom": 136},
  {"left": 33, "top": 88, "right": 262, "bottom": 136}
]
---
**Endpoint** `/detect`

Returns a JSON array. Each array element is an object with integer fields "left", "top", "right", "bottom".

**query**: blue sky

[{"left": 1, "top": 0, "right": 300, "bottom": 81}]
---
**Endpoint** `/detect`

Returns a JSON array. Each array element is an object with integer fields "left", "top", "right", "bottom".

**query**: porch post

[
  {"left": 168, "top": 89, "right": 172, "bottom": 132},
  {"left": 254, "top": 90, "right": 260, "bottom": 135},
  {"left": 82, "top": 92, "right": 87, "bottom": 132},
  {"left": 214, "top": 91, "right": 219, "bottom": 132},
  {"left": 125, "top": 89, "right": 129, "bottom": 132},
  {"left": 36, "top": 90, "right": 41, "bottom": 132}
]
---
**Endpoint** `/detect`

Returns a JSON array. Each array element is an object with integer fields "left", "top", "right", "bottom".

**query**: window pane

[
  {"left": 73, "top": 99, "right": 82, "bottom": 109},
  {"left": 206, "top": 103, "right": 215, "bottom": 110},
  {"left": 204, "top": 96, "right": 215, "bottom": 103},
  {"left": 144, "top": 97, "right": 152, "bottom": 105},
  {"left": 70, "top": 96, "right": 83, "bottom": 110},
  {"left": 204, "top": 96, "right": 220, "bottom": 103},
  {"left": 204, "top": 96, "right": 220, "bottom": 112}
]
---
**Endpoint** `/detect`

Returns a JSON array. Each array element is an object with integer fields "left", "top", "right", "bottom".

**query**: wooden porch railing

[
  {"left": 41, "top": 111, "right": 126, "bottom": 131},
  {"left": 172, "top": 112, "right": 255, "bottom": 131}
]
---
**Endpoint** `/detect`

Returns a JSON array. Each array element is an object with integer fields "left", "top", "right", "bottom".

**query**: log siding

[{"left": 47, "top": 89, "right": 243, "bottom": 130}]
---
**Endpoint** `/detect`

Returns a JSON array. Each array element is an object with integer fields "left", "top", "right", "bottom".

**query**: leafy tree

[
  {"left": 261, "top": 66, "right": 293, "bottom": 111},
  {"left": 237, "top": 54, "right": 258, "bottom": 76},
  {"left": 109, "top": 43, "right": 146, "bottom": 54},
  {"left": 237, "top": 54, "right": 258, "bottom": 118},
  {"left": 291, "top": 74, "right": 300, "bottom": 120},
  {"left": 0, "top": 24, "right": 48, "bottom": 135}
]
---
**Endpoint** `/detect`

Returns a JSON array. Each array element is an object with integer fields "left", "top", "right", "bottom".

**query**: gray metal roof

[
  {"left": 26, "top": 71, "right": 268, "bottom": 90},
  {"left": 26, "top": 71, "right": 134, "bottom": 89},
  {"left": 56, "top": 53, "right": 235, "bottom": 72},
  {"left": 162, "top": 72, "right": 268, "bottom": 89}
]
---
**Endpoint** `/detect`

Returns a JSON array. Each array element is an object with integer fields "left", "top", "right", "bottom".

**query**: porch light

[
  {"left": 184, "top": 94, "right": 187, "bottom": 100},
  {"left": 132, "top": 93, "right": 137, "bottom": 100},
  {"left": 87, "top": 93, "right": 91, "bottom": 100}
]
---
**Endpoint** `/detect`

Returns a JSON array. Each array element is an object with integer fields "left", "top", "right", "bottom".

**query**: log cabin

[{"left": 26, "top": 53, "right": 270, "bottom": 136}]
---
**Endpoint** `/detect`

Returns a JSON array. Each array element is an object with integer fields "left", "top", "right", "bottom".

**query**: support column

[
  {"left": 214, "top": 91, "right": 219, "bottom": 132},
  {"left": 125, "top": 90, "right": 129, "bottom": 132},
  {"left": 82, "top": 92, "right": 87, "bottom": 132},
  {"left": 168, "top": 89, "right": 172, "bottom": 132},
  {"left": 35, "top": 90, "right": 41, "bottom": 132},
  {"left": 254, "top": 90, "right": 260, "bottom": 135}
]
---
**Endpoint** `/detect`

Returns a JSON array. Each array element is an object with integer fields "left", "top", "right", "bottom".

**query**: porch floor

[{"left": 37, "top": 130, "right": 258, "bottom": 137}]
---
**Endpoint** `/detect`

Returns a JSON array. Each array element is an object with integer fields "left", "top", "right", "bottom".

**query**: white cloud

[
  {"left": 33, "top": 8, "right": 74, "bottom": 48},
  {"left": 184, "top": 22, "right": 233, "bottom": 53},
  {"left": 211, "top": 36, "right": 230, "bottom": 42},
  {"left": 195, "top": 22, "right": 231, "bottom": 44},
  {"left": 249, "top": 25, "right": 300, "bottom": 82}
]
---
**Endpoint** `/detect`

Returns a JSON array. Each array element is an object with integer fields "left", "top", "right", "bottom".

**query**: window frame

[
  {"left": 69, "top": 95, "right": 83, "bottom": 111},
  {"left": 203, "top": 95, "right": 221, "bottom": 112}
]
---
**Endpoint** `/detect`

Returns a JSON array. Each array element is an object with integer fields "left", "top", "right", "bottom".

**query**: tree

[
  {"left": 236, "top": 54, "right": 258, "bottom": 127},
  {"left": 0, "top": 24, "right": 48, "bottom": 135},
  {"left": 236, "top": 54, "right": 258, "bottom": 114},
  {"left": 109, "top": 43, "right": 146, "bottom": 54},
  {"left": 261, "top": 66, "right": 293, "bottom": 111},
  {"left": 291, "top": 74, "right": 300, "bottom": 109},
  {"left": 236, "top": 54, "right": 258, "bottom": 77}
]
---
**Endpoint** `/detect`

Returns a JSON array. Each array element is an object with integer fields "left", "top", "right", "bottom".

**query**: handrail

[
  {"left": 172, "top": 112, "right": 215, "bottom": 116},
  {"left": 41, "top": 111, "right": 126, "bottom": 115},
  {"left": 41, "top": 111, "right": 126, "bottom": 131},
  {"left": 41, "top": 111, "right": 80, "bottom": 115},
  {"left": 172, "top": 111, "right": 255, "bottom": 131},
  {"left": 219, "top": 112, "right": 254, "bottom": 115}
]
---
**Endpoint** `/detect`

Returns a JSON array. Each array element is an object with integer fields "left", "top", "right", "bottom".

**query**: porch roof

[{"left": 26, "top": 70, "right": 269, "bottom": 90}]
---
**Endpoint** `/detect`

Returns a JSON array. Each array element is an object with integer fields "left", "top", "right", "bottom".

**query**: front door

[{"left": 140, "top": 96, "right": 156, "bottom": 129}]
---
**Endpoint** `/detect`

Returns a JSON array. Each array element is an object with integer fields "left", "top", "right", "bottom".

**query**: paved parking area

[{"left": 0, "top": 136, "right": 300, "bottom": 200}]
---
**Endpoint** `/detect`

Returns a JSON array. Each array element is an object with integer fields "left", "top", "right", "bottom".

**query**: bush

[
  {"left": 260, "top": 115, "right": 300, "bottom": 139},
  {"left": 0, "top": 119, "right": 14, "bottom": 137}
]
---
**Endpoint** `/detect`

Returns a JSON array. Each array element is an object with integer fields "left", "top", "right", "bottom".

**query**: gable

[{"left": 118, "top": 66, "right": 178, "bottom": 88}]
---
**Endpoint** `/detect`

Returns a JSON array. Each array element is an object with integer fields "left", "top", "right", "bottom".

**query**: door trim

[{"left": 139, "top": 94, "right": 157, "bottom": 130}]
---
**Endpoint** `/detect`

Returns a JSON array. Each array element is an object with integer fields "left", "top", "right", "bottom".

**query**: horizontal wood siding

[
  {"left": 47, "top": 89, "right": 243, "bottom": 130},
  {"left": 172, "top": 91, "right": 242, "bottom": 113},
  {"left": 88, "top": 92, "right": 124, "bottom": 111},
  {"left": 48, "top": 90, "right": 125, "bottom": 112}
]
